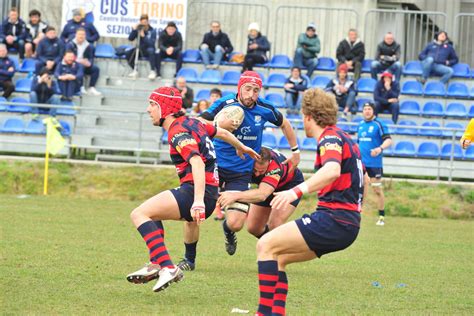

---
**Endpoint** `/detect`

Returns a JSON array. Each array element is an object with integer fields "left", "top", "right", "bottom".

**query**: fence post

[
  {"left": 137, "top": 113, "right": 143, "bottom": 164},
  {"left": 448, "top": 131, "right": 455, "bottom": 183}
]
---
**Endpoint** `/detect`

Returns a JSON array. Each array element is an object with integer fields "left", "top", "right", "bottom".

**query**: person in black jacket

[
  {"left": 54, "top": 50, "right": 84, "bottom": 101},
  {"left": 125, "top": 14, "right": 157, "bottom": 80},
  {"left": 370, "top": 32, "right": 401, "bottom": 82},
  {"left": 24, "top": 9, "right": 48, "bottom": 58},
  {"left": 284, "top": 67, "right": 307, "bottom": 114},
  {"left": 0, "top": 44, "right": 16, "bottom": 99},
  {"left": 60, "top": 8, "right": 99, "bottom": 45},
  {"left": 243, "top": 22, "right": 270, "bottom": 72},
  {"left": 336, "top": 29, "right": 365, "bottom": 82},
  {"left": 35, "top": 26, "right": 64, "bottom": 74},
  {"left": 373, "top": 72, "right": 400, "bottom": 123},
  {"left": 199, "top": 21, "right": 233, "bottom": 69},
  {"left": 30, "top": 67, "right": 59, "bottom": 118},
  {"left": 155, "top": 21, "right": 183, "bottom": 78},
  {"left": 174, "top": 76, "right": 194, "bottom": 109},
  {"left": 0, "top": 7, "right": 28, "bottom": 59}
]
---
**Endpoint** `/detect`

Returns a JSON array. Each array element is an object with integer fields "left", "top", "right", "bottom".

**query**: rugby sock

[
  {"left": 184, "top": 241, "right": 197, "bottom": 264},
  {"left": 256, "top": 260, "right": 278, "bottom": 316},
  {"left": 137, "top": 220, "right": 174, "bottom": 269},
  {"left": 379, "top": 210, "right": 385, "bottom": 217},
  {"left": 255, "top": 225, "right": 270, "bottom": 239},
  {"left": 222, "top": 220, "right": 232, "bottom": 234},
  {"left": 271, "top": 271, "right": 288, "bottom": 316}
]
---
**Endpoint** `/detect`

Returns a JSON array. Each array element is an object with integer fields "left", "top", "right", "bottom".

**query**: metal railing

[{"left": 453, "top": 13, "right": 474, "bottom": 67}]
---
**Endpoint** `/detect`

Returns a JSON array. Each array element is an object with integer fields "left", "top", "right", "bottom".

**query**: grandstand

[{"left": 0, "top": 0, "right": 473, "bottom": 181}]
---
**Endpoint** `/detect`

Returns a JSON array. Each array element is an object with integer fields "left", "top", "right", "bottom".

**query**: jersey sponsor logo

[
  {"left": 255, "top": 115, "right": 262, "bottom": 123},
  {"left": 265, "top": 168, "right": 281, "bottom": 176},
  {"left": 225, "top": 99, "right": 236, "bottom": 104},
  {"left": 321, "top": 135, "right": 341, "bottom": 141},
  {"left": 302, "top": 217, "right": 311, "bottom": 225},
  {"left": 320, "top": 142, "right": 342, "bottom": 156},
  {"left": 368, "top": 126, "right": 374, "bottom": 133},
  {"left": 237, "top": 135, "right": 258, "bottom": 141},
  {"left": 240, "top": 126, "right": 251, "bottom": 135},
  {"left": 176, "top": 138, "right": 197, "bottom": 153}
]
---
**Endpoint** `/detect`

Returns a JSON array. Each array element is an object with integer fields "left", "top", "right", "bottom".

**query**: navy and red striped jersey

[
  {"left": 252, "top": 148, "right": 302, "bottom": 189},
  {"left": 168, "top": 116, "right": 219, "bottom": 186},
  {"left": 314, "top": 125, "right": 364, "bottom": 215}
]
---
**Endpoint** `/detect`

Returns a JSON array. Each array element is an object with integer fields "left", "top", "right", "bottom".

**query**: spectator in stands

[
  {"left": 200, "top": 21, "right": 233, "bottom": 69},
  {"left": 66, "top": 28, "right": 101, "bottom": 96},
  {"left": 24, "top": 9, "right": 48, "bottom": 58},
  {"left": 193, "top": 99, "right": 210, "bottom": 114},
  {"left": 155, "top": 21, "right": 183, "bottom": 78},
  {"left": 293, "top": 23, "right": 320, "bottom": 78},
  {"left": 174, "top": 76, "right": 194, "bottom": 109},
  {"left": 370, "top": 32, "right": 401, "bottom": 82},
  {"left": 35, "top": 26, "right": 64, "bottom": 74},
  {"left": 0, "top": 7, "right": 28, "bottom": 59},
  {"left": 284, "top": 67, "right": 308, "bottom": 114},
  {"left": 125, "top": 14, "right": 157, "bottom": 80},
  {"left": 243, "top": 22, "right": 270, "bottom": 72},
  {"left": 460, "top": 119, "right": 473, "bottom": 149},
  {"left": 54, "top": 50, "right": 84, "bottom": 101},
  {"left": 418, "top": 31, "right": 458, "bottom": 84},
  {"left": 325, "top": 63, "right": 357, "bottom": 115},
  {"left": 0, "top": 44, "right": 15, "bottom": 99},
  {"left": 30, "top": 67, "right": 59, "bottom": 118},
  {"left": 209, "top": 88, "right": 222, "bottom": 105},
  {"left": 336, "top": 28, "right": 365, "bottom": 82},
  {"left": 357, "top": 102, "right": 392, "bottom": 226},
  {"left": 373, "top": 72, "right": 400, "bottom": 123},
  {"left": 60, "top": 8, "right": 99, "bottom": 45}
]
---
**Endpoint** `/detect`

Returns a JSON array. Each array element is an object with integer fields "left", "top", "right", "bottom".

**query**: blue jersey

[
  {"left": 201, "top": 94, "right": 283, "bottom": 173},
  {"left": 357, "top": 118, "right": 390, "bottom": 168}
]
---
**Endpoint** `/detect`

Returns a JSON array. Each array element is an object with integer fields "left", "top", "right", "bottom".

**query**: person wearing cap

[
  {"left": 0, "top": 7, "right": 28, "bottom": 59},
  {"left": 373, "top": 71, "right": 400, "bottom": 123},
  {"left": 126, "top": 86, "right": 259, "bottom": 293},
  {"left": 370, "top": 32, "right": 401, "bottom": 82},
  {"left": 0, "top": 44, "right": 16, "bottom": 99},
  {"left": 357, "top": 101, "right": 392, "bottom": 226},
  {"left": 35, "top": 26, "right": 64, "bottom": 74},
  {"left": 293, "top": 23, "right": 320, "bottom": 78},
  {"left": 155, "top": 21, "right": 183, "bottom": 78},
  {"left": 30, "top": 67, "right": 59, "bottom": 118},
  {"left": 243, "top": 22, "right": 270, "bottom": 72},
  {"left": 24, "top": 9, "right": 49, "bottom": 58},
  {"left": 60, "top": 8, "right": 99, "bottom": 44},
  {"left": 325, "top": 63, "right": 357, "bottom": 115},
  {"left": 418, "top": 31, "right": 458, "bottom": 84},
  {"left": 336, "top": 28, "right": 365, "bottom": 82},
  {"left": 125, "top": 14, "right": 157, "bottom": 80},
  {"left": 199, "top": 21, "right": 233, "bottom": 69}
]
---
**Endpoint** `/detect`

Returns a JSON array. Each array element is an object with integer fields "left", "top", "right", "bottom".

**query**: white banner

[{"left": 61, "top": 0, "right": 188, "bottom": 39}]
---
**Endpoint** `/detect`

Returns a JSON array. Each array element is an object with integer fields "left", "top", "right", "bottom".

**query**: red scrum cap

[
  {"left": 238, "top": 71, "right": 263, "bottom": 94},
  {"left": 148, "top": 86, "right": 183, "bottom": 120}
]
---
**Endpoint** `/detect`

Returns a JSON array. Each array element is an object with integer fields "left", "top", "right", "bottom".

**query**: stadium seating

[
  {"left": 302, "top": 137, "right": 317, "bottom": 151},
  {"left": 176, "top": 68, "right": 198, "bottom": 83},
  {"left": 337, "top": 117, "right": 351, "bottom": 133},
  {"left": 221, "top": 71, "right": 240, "bottom": 85},
  {"left": 315, "top": 57, "right": 336, "bottom": 71},
  {"left": 264, "top": 93, "right": 285, "bottom": 108},
  {"left": 452, "top": 63, "right": 470, "bottom": 78},
  {"left": 424, "top": 81, "right": 446, "bottom": 97},
  {"left": 361, "top": 59, "right": 373, "bottom": 73},
  {"left": 465, "top": 146, "right": 474, "bottom": 160},
  {"left": 9, "top": 55, "right": 20, "bottom": 70},
  {"left": 8, "top": 97, "right": 31, "bottom": 113},
  {"left": 59, "top": 120, "right": 71, "bottom": 136},
  {"left": 265, "top": 73, "right": 287, "bottom": 88},
  {"left": 278, "top": 135, "right": 301, "bottom": 149},
  {"left": 222, "top": 90, "right": 235, "bottom": 97},
  {"left": 262, "top": 133, "right": 277, "bottom": 148},
  {"left": 269, "top": 55, "right": 292, "bottom": 68},
  {"left": 400, "top": 100, "right": 421, "bottom": 115},
  {"left": 419, "top": 121, "right": 442, "bottom": 137},
  {"left": 1, "top": 118, "right": 24, "bottom": 133},
  {"left": 447, "top": 82, "right": 469, "bottom": 99},
  {"left": 224, "top": 52, "right": 242, "bottom": 66},
  {"left": 422, "top": 101, "right": 444, "bottom": 117},
  {"left": 441, "top": 143, "right": 463, "bottom": 159},
  {"left": 24, "top": 120, "right": 45, "bottom": 134},
  {"left": 350, "top": 117, "right": 364, "bottom": 133},
  {"left": 401, "top": 80, "right": 423, "bottom": 95},
  {"left": 402, "top": 61, "right": 423, "bottom": 76},
  {"left": 94, "top": 43, "right": 116, "bottom": 58},
  {"left": 396, "top": 120, "right": 418, "bottom": 135},
  {"left": 469, "top": 105, "right": 474, "bottom": 118},
  {"left": 161, "top": 130, "right": 168, "bottom": 144},
  {"left": 445, "top": 103, "right": 467, "bottom": 118},
  {"left": 19, "top": 58, "right": 36, "bottom": 73},
  {"left": 56, "top": 100, "right": 76, "bottom": 116},
  {"left": 182, "top": 49, "right": 201, "bottom": 63},
  {"left": 470, "top": 87, "right": 474, "bottom": 99},
  {"left": 357, "top": 98, "right": 373, "bottom": 112},
  {"left": 442, "top": 122, "right": 464, "bottom": 138},
  {"left": 0, "top": 97, "right": 7, "bottom": 111},
  {"left": 357, "top": 78, "right": 376, "bottom": 93},
  {"left": 394, "top": 141, "right": 416, "bottom": 157},
  {"left": 199, "top": 69, "right": 221, "bottom": 84},
  {"left": 15, "top": 78, "right": 32, "bottom": 93},
  {"left": 195, "top": 89, "right": 210, "bottom": 101},
  {"left": 417, "top": 142, "right": 440, "bottom": 158},
  {"left": 311, "top": 76, "right": 330, "bottom": 89}
]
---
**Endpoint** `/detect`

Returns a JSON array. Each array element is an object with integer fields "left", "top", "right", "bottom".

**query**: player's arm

[
  {"left": 279, "top": 117, "right": 301, "bottom": 172},
  {"left": 214, "top": 127, "right": 260, "bottom": 160},
  {"left": 189, "top": 155, "right": 206, "bottom": 225},
  {"left": 460, "top": 119, "right": 474, "bottom": 149},
  {"left": 218, "top": 182, "right": 275, "bottom": 206}
]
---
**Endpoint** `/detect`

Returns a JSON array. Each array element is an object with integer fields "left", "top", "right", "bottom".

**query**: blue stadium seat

[
  {"left": 469, "top": 105, "right": 474, "bottom": 118},
  {"left": 350, "top": 117, "right": 364, "bottom": 133},
  {"left": 176, "top": 68, "right": 198, "bottom": 83},
  {"left": 380, "top": 118, "right": 395, "bottom": 134},
  {"left": 161, "top": 130, "right": 168, "bottom": 144},
  {"left": 264, "top": 93, "right": 285, "bottom": 108},
  {"left": 269, "top": 55, "right": 292, "bottom": 68},
  {"left": 424, "top": 81, "right": 446, "bottom": 97},
  {"left": 1, "top": 118, "right": 24, "bottom": 133},
  {"left": 15, "top": 78, "right": 32, "bottom": 93},
  {"left": 357, "top": 98, "right": 373, "bottom": 112},
  {"left": 195, "top": 89, "right": 210, "bottom": 101},
  {"left": 316, "top": 57, "right": 336, "bottom": 71},
  {"left": 257, "top": 72, "right": 266, "bottom": 83},
  {"left": 278, "top": 136, "right": 301, "bottom": 149},
  {"left": 402, "top": 61, "right": 422, "bottom": 76},
  {"left": 337, "top": 117, "right": 351, "bottom": 133},
  {"left": 222, "top": 90, "right": 235, "bottom": 97},
  {"left": 265, "top": 73, "right": 286, "bottom": 88},
  {"left": 262, "top": 133, "right": 277, "bottom": 148},
  {"left": 56, "top": 99, "right": 76, "bottom": 116},
  {"left": 465, "top": 146, "right": 474, "bottom": 160},
  {"left": 396, "top": 120, "right": 418, "bottom": 135},
  {"left": 452, "top": 63, "right": 470, "bottom": 78},
  {"left": 24, "top": 120, "right": 45, "bottom": 134},
  {"left": 447, "top": 82, "right": 469, "bottom": 99},
  {"left": 20, "top": 58, "right": 37, "bottom": 73},
  {"left": 419, "top": 121, "right": 442, "bottom": 137},
  {"left": 0, "top": 97, "right": 7, "bottom": 111},
  {"left": 361, "top": 59, "right": 373, "bottom": 73},
  {"left": 115, "top": 44, "right": 133, "bottom": 59},
  {"left": 441, "top": 144, "right": 463, "bottom": 159},
  {"left": 182, "top": 49, "right": 201, "bottom": 63},
  {"left": 221, "top": 71, "right": 240, "bottom": 85},
  {"left": 59, "top": 120, "right": 71, "bottom": 136},
  {"left": 94, "top": 43, "right": 115, "bottom": 58},
  {"left": 311, "top": 76, "right": 330, "bottom": 89},
  {"left": 8, "top": 97, "right": 31, "bottom": 113},
  {"left": 357, "top": 78, "right": 376, "bottom": 93},
  {"left": 417, "top": 142, "right": 440, "bottom": 158},
  {"left": 422, "top": 101, "right": 444, "bottom": 117},
  {"left": 9, "top": 55, "right": 20, "bottom": 70},
  {"left": 470, "top": 86, "right": 474, "bottom": 99},
  {"left": 199, "top": 69, "right": 221, "bottom": 84},
  {"left": 400, "top": 100, "right": 420, "bottom": 115},
  {"left": 401, "top": 80, "right": 423, "bottom": 95},
  {"left": 302, "top": 137, "right": 317, "bottom": 151},
  {"left": 442, "top": 123, "right": 464, "bottom": 138},
  {"left": 394, "top": 141, "right": 416, "bottom": 157},
  {"left": 445, "top": 103, "right": 467, "bottom": 118}
]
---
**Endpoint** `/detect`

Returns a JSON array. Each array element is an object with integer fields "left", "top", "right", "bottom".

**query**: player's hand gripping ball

[{"left": 214, "top": 106, "right": 244, "bottom": 132}]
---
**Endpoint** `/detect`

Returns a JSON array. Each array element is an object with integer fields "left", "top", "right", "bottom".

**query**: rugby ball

[{"left": 214, "top": 106, "right": 245, "bottom": 131}]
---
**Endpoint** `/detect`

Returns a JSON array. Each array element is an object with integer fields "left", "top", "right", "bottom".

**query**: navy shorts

[
  {"left": 170, "top": 183, "right": 218, "bottom": 222},
  {"left": 254, "top": 173, "right": 305, "bottom": 208},
  {"left": 218, "top": 168, "right": 252, "bottom": 192},
  {"left": 295, "top": 210, "right": 360, "bottom": 258},
  {"left": 366, "top": 167, "right": 383, "bottom": 179}
]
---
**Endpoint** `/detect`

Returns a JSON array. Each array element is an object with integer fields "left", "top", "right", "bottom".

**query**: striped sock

[
  {"left": 137, "top": 221, "right": 174, "bottom": 268},
  {"left": 256, "top": 260, "right": 278, "bottom": 316},
  {"left": 271, "top": 271, "right": 288, "bottom": 316}
]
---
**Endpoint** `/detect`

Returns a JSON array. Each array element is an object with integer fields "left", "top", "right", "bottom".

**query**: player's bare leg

[
  {"left": 371, "top": 178, "right": 385, "bottom": 225},
  {"left": 246, "top": 205, "right": 271, "bottom": 238}
]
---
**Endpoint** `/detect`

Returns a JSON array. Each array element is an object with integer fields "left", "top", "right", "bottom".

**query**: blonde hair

[{"left": 301, "top": 88, "right": 338, "bottom": 127}]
